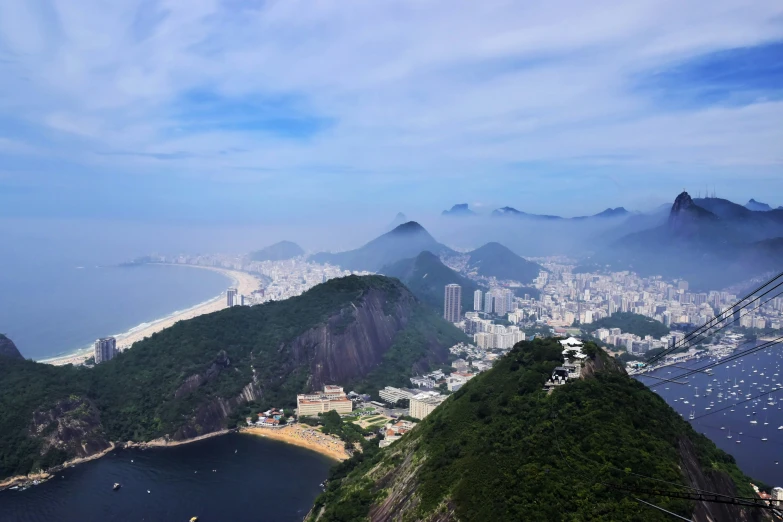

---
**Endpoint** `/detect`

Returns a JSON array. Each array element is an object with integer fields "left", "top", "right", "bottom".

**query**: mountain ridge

[
  {"left": 0, "top": 275, "right": 467, "bottom": 481},
  {"left": 249, "top": 240, "right": 305, "bottom": 262},
  {"left": 310, "top": 222, "right": 456, "bottom": 272},
  {"left": 309, "top": 338, "right": 763, "bottom": 522}
]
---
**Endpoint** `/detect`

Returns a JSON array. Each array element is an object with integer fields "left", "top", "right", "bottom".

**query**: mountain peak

[
  {"left": 390, "top": 221, "right": 427, "bottom": 234},
  {"left": 442, "top": 203, "right": 476, "bottom": 217},
  {"left": 594, "top": 207, "right": 628, "bottom": 218},
  {"left": 0, "top": 334, "right": 23, "bottom": 360},
  {"left": 746, "top": 198, "right": 773, "bottom": 212}
]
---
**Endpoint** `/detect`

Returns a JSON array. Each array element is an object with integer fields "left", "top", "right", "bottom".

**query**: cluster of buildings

[
  {"left": 379, "top": 419, "right": 418, "bottom": 448},
  {"left": 522, "top": 262, "right": 783, "bottom": 332},
  {"left": 93, "top": 337, "right": 118, "bottom": 364},
  {"left": 473, "top": 288, "right": 515, "bottom": 316},
  {"left": 463, "top": 312, "right": 526, "bottom": 349},
  {"left": 247, "top": 408, "right": 287, "bottom": 428},
  {"left": 296, "top": 385, "right": 354, "bottom": 416}
]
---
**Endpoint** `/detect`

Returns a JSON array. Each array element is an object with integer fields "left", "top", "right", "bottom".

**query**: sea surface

[
  {"left": 0, "top": 263, "right": 230, "bottom": 361},
  {"left": 0, "top": 433, "right": 332, "bottom": 522},
  {"left": 637, "top": 341, "right": 783, "bottom": 487}
]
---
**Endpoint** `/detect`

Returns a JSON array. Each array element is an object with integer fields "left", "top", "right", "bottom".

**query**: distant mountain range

[
  {"left": 441, "top": 203, "right": 476, "bottom": 217},
  {"left": 249, "top": 240, "right": 304, "bottom": 262},
  {"left": 381, "top": 251, "right": 482, "bottom": 312},
  {"left": 311, "top": 222, "right": 543, "bottom": 284},
  {"left": 593, "top": 192, "right": 783, "bottom": 289},
  {"left": 491, "top": 206, "right": 629, "bottom": 220},
  {"left": 311, "top": 222, "right": 456, "bottom": 272}
]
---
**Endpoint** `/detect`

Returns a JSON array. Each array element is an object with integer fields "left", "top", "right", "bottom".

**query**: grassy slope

[{"left": 314, "top": 338, "right": 757, "bottom": 521}]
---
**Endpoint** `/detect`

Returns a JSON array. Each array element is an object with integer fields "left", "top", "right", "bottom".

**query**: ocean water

[
  {"left": 638, "top": 342, "right": 783, "bottom": 488},
  {"left": 0, "top": 263, "right": 230, "bottom": 361},
  {"left": 0, "top": 433, "right": 332, "bottom": 522}
]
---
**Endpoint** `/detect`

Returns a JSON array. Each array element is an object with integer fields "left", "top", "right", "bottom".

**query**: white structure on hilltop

[
  {"left": 444, "top": 284, "right": 462, "bottom": 323},
  {"left": 560, "top": 337, "right": 587, "bottom": 360},
  {"left": 410, "top": 391, "right": 446, "bottom": 420}
]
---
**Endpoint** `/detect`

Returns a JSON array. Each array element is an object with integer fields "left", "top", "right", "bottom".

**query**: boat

[
  {"left": 191, "top": 518, "right": 199, "bottom": 522},
  {"left": 751, "top": 420, "right": 758, "bottom": 424},
  {"left": 762, "top": 438, "right": 768, "bottom": 441},
  {"left": 113, "top": 483, "right": 121, "bottom": 491},
  {"left": 688, "top": 410, "right": 695, "bottom": 420}
]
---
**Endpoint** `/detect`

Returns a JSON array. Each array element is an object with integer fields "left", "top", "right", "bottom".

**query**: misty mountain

[
  {"left": 441, "top": 203, "right": 476, "bottom": 217},
  {"left": 746, "top": 198, "right": 773, "bottom": 211},
  {"left": 381, "top": 251, "right": 483, "bottom": 312},
  {"left": 491, "top": 206, "right": 562, "bottom": 220},
  {"left": 464, "top": 242, "right": 542, "bottom": 283},
  {"left": 310, "top": 221, "right": 456, "bottom": 272},
  {"left": 594, "top": 192, "right": 783, "bottom": 289},
  {"left": 492, "top": 206, "right": 629, "bottom": 221},
  {"left": 248, "top": 240, "right": 304, "bottom": 262},
  {"left": 388, "top": 212, "right": 408, "bottom": 230}
]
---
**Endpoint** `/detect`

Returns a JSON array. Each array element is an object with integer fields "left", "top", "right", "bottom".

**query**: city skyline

[{"left": 0, "top": 1, "right": 781, "bottom": 224}]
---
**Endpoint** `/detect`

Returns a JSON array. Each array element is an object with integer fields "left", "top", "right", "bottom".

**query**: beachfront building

[
  {"left": 297, "top": 385, "right": 353, "bottom": 417},
  {"left": 227, "top": 287, "right": 237, "bottom": 307},
  {"left": 378, "top": 386, "right": 415, "bottom": 405},
  {"left": 94, "top": 337, "right": 117, "bottom": 364},
  {"left": 410, "top": 391, "right": 447, "bottom": 420}
]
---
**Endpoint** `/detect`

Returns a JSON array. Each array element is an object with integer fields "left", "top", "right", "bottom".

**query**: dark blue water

[
  {"left": 637, "top": 344, "right": 783, "bottom": 487},
  {"left": 0, "top": 263, "right": 230, "bottom": 361},
  {"left": 0, "top": 433, "right": 332, "bottom": 522}
]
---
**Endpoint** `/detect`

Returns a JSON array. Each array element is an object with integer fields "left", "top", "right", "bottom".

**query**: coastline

[
  {"left": 0, "top": 443, "right": 117, "bottom": 491},
  {"left": 241, "top": 425, "right": 350, "bottom": 462},
  {"left": 0, "top": 426, "right": 346, "bottom": 492},
  {"left": 40, "top": 265, "right": 261, "bottom": 366}
]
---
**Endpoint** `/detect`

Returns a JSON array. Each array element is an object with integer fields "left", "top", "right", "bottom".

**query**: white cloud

[{"left": 0, "top": 0, "right": 781, "bottom": 192}]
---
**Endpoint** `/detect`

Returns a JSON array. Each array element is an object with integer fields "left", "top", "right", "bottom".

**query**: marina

[{"left": 637, "top": 341, "right": 783, "bottom": 486}]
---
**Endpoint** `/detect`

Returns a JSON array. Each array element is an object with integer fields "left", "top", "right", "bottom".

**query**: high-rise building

[
  {"left": 473, "top": 289, "right": 483, "bottom": 311},
  {"left": 227, "top": 287, "right": 237, "bottom": 307},
  {"left": 484, "top": 292, "right": 494, "bottom": 314},
  {"left": 94, "top": 337, "right": 117, "bottom": 364},
  {"left": 444, "top": 284, "right": 462, "bottom": 323}
]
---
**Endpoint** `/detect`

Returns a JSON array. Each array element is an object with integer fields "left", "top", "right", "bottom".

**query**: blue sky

[{"left": 0, "top": 0, "right": 781, "bottom": 223}]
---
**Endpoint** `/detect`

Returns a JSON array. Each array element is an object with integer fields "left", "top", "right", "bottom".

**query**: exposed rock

[
  {"left": 0, "top": 334, "right": 23, "bottom": 359},
  {"left": 30, "top": 397, "right": 110, "bottom": 459}
]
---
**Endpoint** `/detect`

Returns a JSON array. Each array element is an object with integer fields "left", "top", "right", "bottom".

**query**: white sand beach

[{"left": 41, "top": 265, "right": 261, "bottom": 366}]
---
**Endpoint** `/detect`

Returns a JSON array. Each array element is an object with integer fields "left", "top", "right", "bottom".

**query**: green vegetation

[
  {"left": 0, "top": 275, "right": 465, "bottom": 480},
  {"left": 313, "top": 338, "right": 757, "bottom": 521},
  {"left": 381, "top": 251, "right": 482, "bottom": 313},
  {"left": 588, "top": 312, "right": 670, "bottom": 339}
]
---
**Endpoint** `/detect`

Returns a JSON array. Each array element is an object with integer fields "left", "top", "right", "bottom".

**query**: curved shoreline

[
  {"left": 40, "top": 265, "right": 261, "bottom": 366},
  {"left": 0, "top": 426, "right": 346, "bottom": 491}
]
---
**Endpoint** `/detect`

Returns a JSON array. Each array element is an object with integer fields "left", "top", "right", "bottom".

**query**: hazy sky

[{"left": 0, "top": 0, "right": 781, "bottom": 224}]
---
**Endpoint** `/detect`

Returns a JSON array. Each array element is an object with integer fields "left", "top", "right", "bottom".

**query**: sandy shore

[
  {"left": 242, "top": 424, "right": 350, "bottom": 462},
  {"left": 41, "top": 265, "right": 261, "bottom": 366}
]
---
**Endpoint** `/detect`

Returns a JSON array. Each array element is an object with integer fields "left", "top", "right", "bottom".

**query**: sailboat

[
  {"left": 727, "top": 430, "right": 732, "bottom": 439},
  {"left": 689, "top": 410, "right": 695, "bottom": 420}
]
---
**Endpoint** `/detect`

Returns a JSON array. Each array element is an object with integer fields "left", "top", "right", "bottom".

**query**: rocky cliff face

[
  {"left": 291, "top": 288, "right": 419, "bottom": 389},
  {"left": 0, "top": 334, "right": 23, "bottom": 359},
  {"left": 30, "top": 397, "right": 110, "bottom": 459}
]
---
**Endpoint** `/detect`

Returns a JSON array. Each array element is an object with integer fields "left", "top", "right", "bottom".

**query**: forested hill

[
  {"left": 381, "top": 251, "right": 483, "bottom": 313},
  {"left": 0, "top": 275, "right": 467, "bottom": 481},
  {"left": 588, "top": 312, "right": 670, "bottom": 339},
  {"left": 310, "top": 338, "right": 762, "bottom": 522}
]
